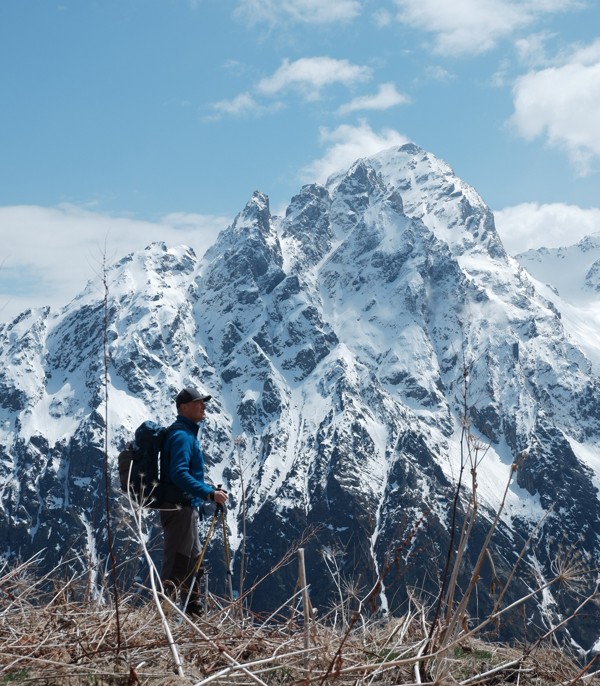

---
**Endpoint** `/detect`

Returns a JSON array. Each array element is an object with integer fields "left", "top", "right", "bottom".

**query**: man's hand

[
  {"left": 214, "top": 489, "right": 228, "bottom": 505},
  {"left": 213, "top": 487, "right": 228, "bottom": 506}
]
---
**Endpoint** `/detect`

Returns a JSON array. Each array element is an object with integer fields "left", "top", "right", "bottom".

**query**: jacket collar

[{"left": 175, "top": 414, "right": 200, "bottom": 434}]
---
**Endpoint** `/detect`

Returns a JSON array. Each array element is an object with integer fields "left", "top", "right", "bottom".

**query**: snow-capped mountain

[
  {"left": 516, "top": 235, "right": 600, "bottom": 372},
  {"left": 1, "top": 144, "right": 599, "bottom": 651}
]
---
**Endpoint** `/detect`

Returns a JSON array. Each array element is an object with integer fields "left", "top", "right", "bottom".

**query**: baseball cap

[{"left": 175, "top": 387, "right": 212, "bottom": 407}]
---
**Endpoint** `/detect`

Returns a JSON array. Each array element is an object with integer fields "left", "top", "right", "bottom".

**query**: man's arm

[{"left": 167, "top": 430, "right": 214, "bottom": 500}]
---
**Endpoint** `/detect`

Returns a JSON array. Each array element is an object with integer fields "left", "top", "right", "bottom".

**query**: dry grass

[{"left": 1, "top": 559, "right": 598, "bottom": 686}]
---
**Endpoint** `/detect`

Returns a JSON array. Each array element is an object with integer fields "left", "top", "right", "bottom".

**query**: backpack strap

[
  {"left": 159, "top": 422, "right": 192, "bottom": 505},
  {"left": 169, "top": 420, "right": 189, "bottom": 434}
]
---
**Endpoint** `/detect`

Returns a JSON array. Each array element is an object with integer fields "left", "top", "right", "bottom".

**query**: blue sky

[{"left": 1, "top": 0, "right": 600, "bottom": 321}]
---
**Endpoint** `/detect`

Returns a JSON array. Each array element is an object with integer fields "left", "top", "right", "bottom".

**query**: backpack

[{"left": 118, "top": 420, "right": 185, "bottom": 508}]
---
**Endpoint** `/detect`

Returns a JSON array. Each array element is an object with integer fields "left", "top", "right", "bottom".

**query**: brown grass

[{"left": 1, "top": 559, "right": 598, "bottom": 686}]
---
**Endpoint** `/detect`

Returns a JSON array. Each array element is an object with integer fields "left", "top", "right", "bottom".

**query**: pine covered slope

[{"left": 1, "top": 144, "right": 599, "bottom": 652}]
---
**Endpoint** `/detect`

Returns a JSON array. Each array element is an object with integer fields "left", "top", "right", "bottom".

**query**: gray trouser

[{"left": 160, "top": 504, "right": 201, "bottom": 591}]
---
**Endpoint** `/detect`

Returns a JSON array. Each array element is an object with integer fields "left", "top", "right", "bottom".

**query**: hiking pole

[
  {"left": 182, "top": 507, "right": 218, "bottom": 614},
  {"left": 219, "top": 501, "right": 234, "bottom": 601}
]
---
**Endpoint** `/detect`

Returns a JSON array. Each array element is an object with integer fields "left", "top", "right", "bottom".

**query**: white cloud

[
  {"left": 514, "top": 31, "right": 555, "bottom": 67},
  {"left": 209, "top": 92, "right": 284, "bottom": 118},
  {"left": 509, "top": 39, "right": 600, "bottom": 174},
  {"left": 211, "top": 92, "right": 258, "bottom": 117},
  {"left": 423, "top": 65, "right": 456, "bottom": 82},
  {"left": 257, "top": 57, "right": 372, "bottom": 101},
  {"left": 302, "top": 120, "right": 408, "bottom": 184},
  {"left": 338, "top": 82, "right": 410, "bottom": 114},
  {"left": 372, "top": 9, "right": 392, "bottom": 27},
  {"left": 209, "top": 56, "right": 372, "bottom": 118},
  {"left": 0, "top": 205, "right": 230, "bottom": 322},
  {"left": 392, "top": 0, "right": 580, "bottom": 56},
  {"left": 235, "top": 0, "right": 361, "bottom": 26},
  {"left": 494, "top": 202, "right": 600, "bottom": 254}
]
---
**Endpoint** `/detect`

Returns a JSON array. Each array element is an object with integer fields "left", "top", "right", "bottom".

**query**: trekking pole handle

[{"left": 212, "top": 483, "right": 228, "bottom": 511}]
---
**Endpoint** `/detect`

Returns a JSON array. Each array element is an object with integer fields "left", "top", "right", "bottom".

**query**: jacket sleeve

[{"left": 165, "top": 429, "right": 214, "bottom": 500}]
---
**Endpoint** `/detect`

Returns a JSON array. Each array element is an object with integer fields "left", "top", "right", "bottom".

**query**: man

[{"left": 160, "top": 386, "right": 228, "bottom": 615}]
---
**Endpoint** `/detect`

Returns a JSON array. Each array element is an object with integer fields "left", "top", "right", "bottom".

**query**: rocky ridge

[{"left": 0, "top": 144, "right": 599, "bottom": 651}]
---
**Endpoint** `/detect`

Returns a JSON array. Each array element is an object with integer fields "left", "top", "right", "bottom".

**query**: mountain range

[{"left": 1, "top": 143, "right": 599, "bottom": 654}]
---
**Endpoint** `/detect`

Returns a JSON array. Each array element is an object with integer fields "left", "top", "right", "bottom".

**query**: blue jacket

[{"left": 162, "top": 415, "right": 215, "bottom": 506}]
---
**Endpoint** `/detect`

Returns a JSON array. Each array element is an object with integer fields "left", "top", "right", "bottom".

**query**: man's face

[{"left": 180, "top": 400, "right": 206, "bottom": 423}]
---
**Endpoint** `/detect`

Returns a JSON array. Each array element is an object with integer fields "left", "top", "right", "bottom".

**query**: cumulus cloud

[
  {"left": 257, "top": 57, "right": 372, "bottom": 100},
  {"left": 337, "top": 82, "right": 410, "bottom": 114},
  {"left": 494, "top": 202, "right": 600, "bottom": 254},
  {"left": 234, "top": 0, "right": 361, "bottom": 26},
  {"left": 302, "top": 120, "right": 408, "bottom": 184},
  {"left": 509, "top": 39, "right": 600, "bottom": 174},
  {"left": 0, "top": 205, "right": 230, "bottom": 322},
  {"left": 392, "top": 0, "right": 579, "bottom": 56}
]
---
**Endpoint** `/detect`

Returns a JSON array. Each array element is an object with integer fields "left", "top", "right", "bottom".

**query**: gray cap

[{"left": 175, "top": 387, "right": 212, "bottom": 407}]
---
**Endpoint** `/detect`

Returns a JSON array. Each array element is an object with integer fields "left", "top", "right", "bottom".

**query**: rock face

[{"left": 1, "top": 144, "right": 599, "bottom": 651}]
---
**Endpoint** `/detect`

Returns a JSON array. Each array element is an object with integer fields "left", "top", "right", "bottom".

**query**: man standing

[{"left": 160, "top": 386, "right": 228, "bottom": 615}]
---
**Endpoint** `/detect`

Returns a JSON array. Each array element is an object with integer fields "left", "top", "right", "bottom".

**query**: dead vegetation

[{"left": 0, "top": 552, "right": 598, "bottom": 686}]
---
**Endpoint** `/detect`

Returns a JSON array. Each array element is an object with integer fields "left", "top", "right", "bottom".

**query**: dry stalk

[
  {"left": 127, "top": 490, "right": 185, "bottom": 677},
  {"left": 2, "top": 497, "right": 598, "bottom": 686},
  {"left": 0, "top": 570, "right": 597, "bottom": 686}
]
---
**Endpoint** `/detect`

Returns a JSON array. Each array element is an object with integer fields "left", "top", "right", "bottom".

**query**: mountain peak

[
  {"left": 234, "top": 190, "right": 271, "bottom": 232},
  {"left": 1, "top": 144, "right": 599, "bottom": 651},
  {"left": 325, "top": 144, "right": 506, "bottom": 260}
]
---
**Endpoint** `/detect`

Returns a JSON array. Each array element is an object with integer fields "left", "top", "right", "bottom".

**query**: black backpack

[{"left": 118, "top": 420, "right": 186, "bottom": 508}]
